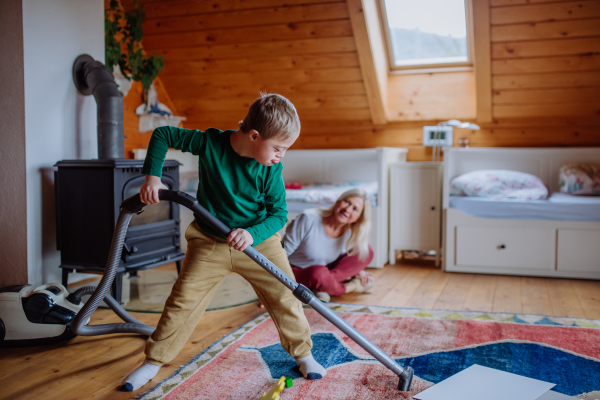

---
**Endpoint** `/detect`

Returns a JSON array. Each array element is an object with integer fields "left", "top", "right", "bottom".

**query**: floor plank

[
  {"left": 572, "top": 279, "right": 600, "bottom": 320},
  {"left": 492, "top": 276, "right": 523, "bottom": 314},
  {"left": 335, "top": 264, "right": 414, "bottom": 305},
  {"left": 521, "top": 277, "right": 554, "bottom": 316},
  {"left": 547, "top": 278, "right": 586, "bottom": 318},
  {"left": 404, "top": 268, "right": 450, "bottom": 309},
  {"left": 3, "top": 261, "right": 600, "bottom": 400},
  {"left": 377, "top": 266, "right": 434, "bottom": 307},
  {"left": 463, "top": 274, "right": 497, "bottom": 313},
  {"left": 433, "top": 273, "right": 474, "bottom": 311}
]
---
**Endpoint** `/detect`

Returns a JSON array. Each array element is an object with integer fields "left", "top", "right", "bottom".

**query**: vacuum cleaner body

[{"left": 0, "top": 283, "right": 86, "bottom": 346}]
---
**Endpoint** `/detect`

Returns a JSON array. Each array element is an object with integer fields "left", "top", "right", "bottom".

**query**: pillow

[
  {"left": 450, "top": 170, "right": 548, "bottom": 200},
  {"left": 559, "top": 163, "right": 600, "bottom": 196}
]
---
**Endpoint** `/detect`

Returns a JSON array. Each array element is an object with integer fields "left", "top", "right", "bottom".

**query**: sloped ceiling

[{"left": 123, "top": 0, "right": 372, "bottom": 135}]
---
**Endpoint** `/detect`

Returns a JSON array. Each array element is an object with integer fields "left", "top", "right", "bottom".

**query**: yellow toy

[{"left": 258, "top": 376, "right": 293, "bottom": 400}]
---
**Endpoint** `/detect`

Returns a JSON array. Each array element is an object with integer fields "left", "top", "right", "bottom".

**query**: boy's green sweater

[{"left": 141, "top": 126, "right": 287, "bottom": 245}]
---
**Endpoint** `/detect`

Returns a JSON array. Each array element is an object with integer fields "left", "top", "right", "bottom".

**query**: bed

[
  {"left": 280, "top": 148, "right": 408, "bottom": 268},
  {"left": 443, "top": 147, "right": 600, "bottom": 279},
  {"left": 134, "top": 147, "right": 408, "bottom": 269}
]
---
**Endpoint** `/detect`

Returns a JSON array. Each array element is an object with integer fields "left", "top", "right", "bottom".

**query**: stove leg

[{"left": 111, "top": 272, "right": 123, "bottom": 304}]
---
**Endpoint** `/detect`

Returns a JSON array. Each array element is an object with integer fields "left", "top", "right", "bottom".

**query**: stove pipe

[{"left": 72, "top": 54, "right": 124, "bottom": 159}]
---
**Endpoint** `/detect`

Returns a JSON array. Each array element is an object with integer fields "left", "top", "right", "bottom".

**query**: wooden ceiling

[
  {"left": 118, "top": 0, "right": 600, "bottom": 158},
  {"left": 122, "top": 0, "right": 372, "bottom": 134}
]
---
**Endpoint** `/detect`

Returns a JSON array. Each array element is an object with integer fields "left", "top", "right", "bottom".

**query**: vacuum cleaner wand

[{"left": 121, "top": 190, "right": 414, "bottom": 391}]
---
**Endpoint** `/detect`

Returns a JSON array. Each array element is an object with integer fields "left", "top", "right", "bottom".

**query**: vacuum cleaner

[{"left": 0, "top": 190, "right": 413, "bottom": 391}]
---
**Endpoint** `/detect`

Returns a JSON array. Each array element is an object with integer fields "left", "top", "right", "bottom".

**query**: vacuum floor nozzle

[{"left": 398, "top": 366, "right": 414, "bottom": 391}]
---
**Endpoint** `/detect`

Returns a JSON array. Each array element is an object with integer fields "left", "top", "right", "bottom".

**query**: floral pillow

[
  {"left": 559, "top": 164, "right": 600, "bottom": 196},
  {"left": 450, "top": 170, "right": 548, "bottom": 200}
]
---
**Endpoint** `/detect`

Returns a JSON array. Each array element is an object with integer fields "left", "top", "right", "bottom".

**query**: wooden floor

[{"left": 2, "top": 260, "right": 600, "bottom": 400}]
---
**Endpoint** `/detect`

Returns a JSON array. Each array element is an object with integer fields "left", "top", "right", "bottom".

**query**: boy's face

[{"left": 251, "top": 132, "right": 297, "bottom": 166}]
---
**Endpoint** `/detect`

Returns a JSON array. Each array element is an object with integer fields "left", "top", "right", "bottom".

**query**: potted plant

[
  {"left": 105, "top": 0, "right": 164, "bottom": 97},
  {"left": 105, "top": 0, "right": 185, "bottom": 131}
]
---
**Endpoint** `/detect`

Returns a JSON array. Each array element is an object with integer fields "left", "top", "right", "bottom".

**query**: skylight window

[{"left": 380, "top": 0, "right": 471, "bottom": 70}]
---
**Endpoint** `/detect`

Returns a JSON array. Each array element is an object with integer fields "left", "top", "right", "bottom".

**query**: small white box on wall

[{"left": 423, "top": 126, "right": 453, "bottom": 147}]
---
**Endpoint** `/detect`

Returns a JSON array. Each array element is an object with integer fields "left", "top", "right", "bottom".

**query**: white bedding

[
  {"left": 449, "top": 192, "right": 600, "bottom": 221},
  {"left": 285, "top": 181, "right": 378, "bottom": 206}
]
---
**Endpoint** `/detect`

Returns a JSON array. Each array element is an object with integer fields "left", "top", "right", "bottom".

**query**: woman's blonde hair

[{"left": 320, "top": 188, "right": 371, "bottom": 260}]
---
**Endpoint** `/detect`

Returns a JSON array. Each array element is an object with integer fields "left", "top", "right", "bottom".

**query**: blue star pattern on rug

[{"left": 245, "top": 332, "right": 600, "bottom": 396}]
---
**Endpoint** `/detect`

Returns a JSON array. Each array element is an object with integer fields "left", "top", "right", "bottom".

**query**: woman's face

[{"left": 333, "top": 196, "right": 364, "bottom": 225}]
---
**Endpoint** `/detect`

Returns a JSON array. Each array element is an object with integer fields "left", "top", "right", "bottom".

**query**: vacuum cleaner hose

[{"left": 71, "top": 211, "right": 155, "bottom": 336}]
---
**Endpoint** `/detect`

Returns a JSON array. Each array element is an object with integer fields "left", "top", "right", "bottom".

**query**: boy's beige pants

[{"left": 145, "top": 221, "right": 313, "bottom": 365}]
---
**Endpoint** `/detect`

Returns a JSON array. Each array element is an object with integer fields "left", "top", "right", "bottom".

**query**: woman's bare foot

[
  {"left": 346, "top": 271, "right": 375, "bottom": 293},
  {"left": 344, "top": 280, "right": 358, "bottom": 293}
]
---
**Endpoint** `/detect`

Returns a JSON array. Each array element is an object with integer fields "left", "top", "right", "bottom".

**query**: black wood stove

[{"left": 55, "top": 159, "right": 184, "bottom": 302}]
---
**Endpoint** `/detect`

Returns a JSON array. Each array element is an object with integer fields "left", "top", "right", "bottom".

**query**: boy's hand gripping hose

[{"left": 72, "top": 190, "right": 414, "bottom": 391}]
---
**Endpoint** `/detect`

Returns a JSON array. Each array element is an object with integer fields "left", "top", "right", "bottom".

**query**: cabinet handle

[
  {"left": 431, "top": 206, "right": 435, "bottom": 210},
  {"left": 497, "top": 244, "right": 506, "bottom": 250}
]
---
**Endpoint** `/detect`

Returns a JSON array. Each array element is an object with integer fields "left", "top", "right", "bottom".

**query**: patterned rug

[{"left": 138, "top": 304, "right": 600, "bottom": 400}]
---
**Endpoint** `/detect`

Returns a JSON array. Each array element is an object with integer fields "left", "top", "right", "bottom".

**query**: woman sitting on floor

[{"left": 284, "top": 188, "right": 375, "bottom": 302}]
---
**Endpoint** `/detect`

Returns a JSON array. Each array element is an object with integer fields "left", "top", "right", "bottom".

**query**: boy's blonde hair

[
  {"left": 319, "top": 188, "right": 372, "bottom": 261},
  {"left": 239, "top": 93, "right": 301, "bottom": 140}
]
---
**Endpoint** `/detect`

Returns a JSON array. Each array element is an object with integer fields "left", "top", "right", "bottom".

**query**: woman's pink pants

[{"left": 291, "top": 246, "right": 374, "bottom": 296}]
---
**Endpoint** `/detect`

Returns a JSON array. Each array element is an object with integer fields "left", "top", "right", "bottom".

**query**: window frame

[{"left": 377, "top": 0, "right": 475, "bottom": 74}]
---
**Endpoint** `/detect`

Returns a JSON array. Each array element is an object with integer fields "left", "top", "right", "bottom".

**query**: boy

[{"left": 120, "top": 94, "right": 326, "bottom": 392}]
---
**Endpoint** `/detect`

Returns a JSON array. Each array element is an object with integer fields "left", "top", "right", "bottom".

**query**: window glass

[{"left": 382, "top": 0, "right": 469, "bottom": 68}]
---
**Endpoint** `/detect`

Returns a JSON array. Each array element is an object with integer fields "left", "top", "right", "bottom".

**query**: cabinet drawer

[
  {"left": 456, "top": 226, "right": 554, "bottom": 270},
  {"left": 557, "top": 229, "right": 600, "bottom": 273}
]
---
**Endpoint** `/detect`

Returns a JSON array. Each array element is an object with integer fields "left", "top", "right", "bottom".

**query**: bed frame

[
  {"left": 443, "top": 147, "right": 600, "bottom": 279},
  {"left": 281, "top": 147, "right": 408, "bottom": 268},
  {"left": 135, "top": 147, "right": 408, "bottom": 269}
]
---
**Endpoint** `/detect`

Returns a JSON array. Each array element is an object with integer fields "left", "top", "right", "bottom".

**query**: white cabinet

[
  {"left": 557, "top": 229, "right": 600, "bottom": 273},
  {"left": 445, "top": 208, "right": 600, "bottom": 279},
  {"left": 456, "top": 226, "right": 554, "bottom": 270},
  {"left": 389, "top": 162, "right": 443, "bottom": 265}
]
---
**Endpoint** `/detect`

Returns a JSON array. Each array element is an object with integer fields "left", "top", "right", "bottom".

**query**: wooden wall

[
  {"left": 490, "top": 0, "right": 600, "bottom": 119},
  {"left": 119, "top": 0, "right": 600, "bottom": 161}
]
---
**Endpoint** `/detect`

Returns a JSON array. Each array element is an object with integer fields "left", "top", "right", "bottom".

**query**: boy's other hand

[
  {"left": 228, "top": 229, "right": 254, "bottom": 251},
  {"left": 140, "top": 175, "right": 168, "bottom": 205}
]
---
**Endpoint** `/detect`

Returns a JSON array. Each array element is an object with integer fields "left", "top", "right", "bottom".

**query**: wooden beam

[
  {"left": 491, "top": 18, "right": 600, "bottom": 42},
  {"left": 491, "top": 0, "right": 600, "bottom": 25},
  {"left": 163, "top": 53, "right": 360, "bottom": 74},
  {"left": 142, "top": 2, "right": 350, "bottom": 35},
  {"left": 493, "top": 87, "right": 599, "bottom": 105},
  {"left": 131, "top": 0, "right": 331, "bottom": 18},
  {"left": 144, "top": 20, "right": 353, "bottom": 49},
  {"left": 492, "top": 70, "right": 600, "bottom": 90},
  {"left": 491, "top": 0, "right": 567, "bottom": 6},
  {"left": 494, "top": 102, "right": 600, "bottom": 118},
  {"left": 492, "top": 36, "right": 600, "bottom": 59},
  {"left": 153, "top": 37, "right": 357, "bottom": 61},
  {"left": 492, "top": 54, "right": 600, "bottom": 75},
  {"left": 472, "top": 0, "right": 493, "bottom": 122},
  {"left": 346, "top": 0, "right": 388, "bottom": 124}
]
